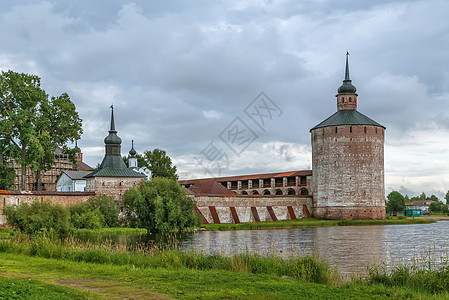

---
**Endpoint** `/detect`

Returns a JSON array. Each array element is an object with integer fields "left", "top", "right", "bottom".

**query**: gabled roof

[
  {"left": 187, "top": 181, "right": 236, "bottom": 196},
  {"left": 77, "top": 161, "right": 93, "bottom": 171},
  {"left": 310, "top": 109, "right": 385, "bottom": 131},
  {"left": 179, "top": 170, "right": 312, "bottom": 185}
]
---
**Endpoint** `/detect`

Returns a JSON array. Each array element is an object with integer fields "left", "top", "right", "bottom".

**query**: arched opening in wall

[
  {"left": 263, "top": 189, "right": 271, "bottom": 195},
  {"left": 275, "top": 189, "right": 283, "bottom": 195},
  {"left": 252, "top": 190, "right": 259, "bottom": 195},
  {"left": 241, "top": 191, "right": 248, "bottom": 195},
  {"left": 300, "top": 188, "right": 309, "bottom": 195},
  {"left": 287, "top": 188, "right": 296, "bottom": 195},
  {"left": 342, "top": 97, "right": 345, "bottom": 102}
]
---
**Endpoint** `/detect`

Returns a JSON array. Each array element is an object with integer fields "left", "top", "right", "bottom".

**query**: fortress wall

[
  {"left": 0, "top": 191, "right": 313, "bottom": 226},
  {"left": 0, "top": 191, "right": 95, "bottom": 226},
  {"left": 194, "top": 195, "right": 312, "bottom": 224}
]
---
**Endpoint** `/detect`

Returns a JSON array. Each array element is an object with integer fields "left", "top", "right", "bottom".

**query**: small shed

[{"left": 404, "top": 205, "right": 421, "bottom": 217}]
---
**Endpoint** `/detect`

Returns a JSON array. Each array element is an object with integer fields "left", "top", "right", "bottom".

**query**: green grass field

[{"left": 1, "top": 233, "right": 449, "bottom": 299}]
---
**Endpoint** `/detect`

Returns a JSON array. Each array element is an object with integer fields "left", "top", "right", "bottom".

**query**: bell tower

[{"left": 336, "top": 52, "right": 358, "bottom": 111}]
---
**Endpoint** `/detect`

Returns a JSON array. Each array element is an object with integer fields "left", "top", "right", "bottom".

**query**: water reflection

[{"left": 76, "top": 221, "right": 449, "bottom": 275}]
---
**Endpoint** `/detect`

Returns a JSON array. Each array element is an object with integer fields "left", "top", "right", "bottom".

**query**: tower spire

[
  {"left": 336, "top": 51, "right": 358, "bottom": 111},
  {"left": 345, "top": 51, "right": 350, "bottom": 81},
  {"left": 110, "top": 105, "right": 116, "bottom": 132}
]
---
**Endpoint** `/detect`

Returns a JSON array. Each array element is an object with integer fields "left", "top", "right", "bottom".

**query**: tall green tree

[
  {"left": 0, "top": 70, "right": 82, "bottom": 190},
  {"left": 122, "top": 177, "right": 200, "bottom": 232},
  {"left": 143, "top": 148, "right": 178, "bottom": 180},
  {"left": 0, "top": 138, "right": 15, "bottom": 189},
  {"left": 387, "top": 191, "right": 405, "bottom": 215}
]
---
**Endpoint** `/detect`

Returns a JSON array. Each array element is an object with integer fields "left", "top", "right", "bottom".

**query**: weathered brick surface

[
  {"left": 311, "top": 125, "right": 386, "bottom": 220},
  {"left": 195, "top": 195, "right": 312, "bottom": 224},
  {"left": 86, "top": 177, "right": 143, "bottom": 200},
  {"left": 0, "top": 192, "right": 94, "bottom": 225}
]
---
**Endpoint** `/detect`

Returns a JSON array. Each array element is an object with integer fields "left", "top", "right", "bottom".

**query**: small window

[
  {"left": 342, "top": 97, "right": 345, "bottom": 102},
  {"left": 350, "top": 126, "right": 352, "bottom": 133},
  {"left": 375, "top": 128, "right": 378, "bottom": 134},
  {"left": 335, "top": 127, "right": 338, "bottom": 133},
  {"left": 349, "top": 97, "right": 352, "bottom": 102},
  {"left": 364, "top": 127, "right": 367, "bottom": 133}
]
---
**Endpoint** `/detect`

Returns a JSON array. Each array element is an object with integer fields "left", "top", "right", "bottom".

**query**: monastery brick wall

[
  {"left": 86, "top": 177, "right": 144, "bottom": 200},
  {"left": 311, "top": 125, "right": 386, "bottom": 220},
  {"left": 0, "top": 191, "right": 95, "bottom": 225},
  {"left": 195, "top": 195, "right": 312, "bottom": 224}
]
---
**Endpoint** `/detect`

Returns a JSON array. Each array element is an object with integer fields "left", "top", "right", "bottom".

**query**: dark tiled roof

[
  {"left": 310, "top": 110, "right": 385, "bottom": 131},
  {"left": 84, "top": 167, "right": 145, "bottom": 178},
  {"left": 62, "top": 171, "right": 91, "bottom": 180},
  {"left": 187, "top": 181, "right": 236, "bottom": 196},
  {"left": 84, "top": 156, "right": 145, "bottom": 178},
  {"left": 179, "top": 170, "right": 312, "bottom": 185}
]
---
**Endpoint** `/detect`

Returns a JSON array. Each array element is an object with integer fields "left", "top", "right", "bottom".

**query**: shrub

[
  {"left": 122, "top": 177, "right": 201, "bottom": 232},
  {"left": 87, "top": 194, "right": 120, "bottom": 227},
  {"left": 69, "top": 194, "right": 119, "bottom": 229},
  {"left": 3, "top": 200, "right": 70, "bottom": 236}
]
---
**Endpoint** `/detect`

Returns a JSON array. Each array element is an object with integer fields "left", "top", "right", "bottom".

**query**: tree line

[
  {"left": 386, "top": 191, "right": 449, "bottom": 215},
  {"left": 0, "top": 70, "right": 82, "bottom": 190}
]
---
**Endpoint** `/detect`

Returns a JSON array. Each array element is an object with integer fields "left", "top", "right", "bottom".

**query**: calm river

[{"left": 79, "top": 221, "right": 449, "bottom": 275}]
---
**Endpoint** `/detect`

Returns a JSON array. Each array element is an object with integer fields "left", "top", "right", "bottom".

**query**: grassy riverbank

[
  {"left": 201, "top": 217, "right": 438, "bottom": 231},
  {"left": 1, "top": 234, "right": 449, "bottom": 298}
]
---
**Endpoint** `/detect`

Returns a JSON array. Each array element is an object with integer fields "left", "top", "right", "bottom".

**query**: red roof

[
  {"left": 187, "top": 181, "right": 236, "bottom": 196},
  {"left": 77, "top": 161, "right": 93, "bottom": 171},
  {"left": 179, "top": 170, "right": 312, "bottom": 184}
]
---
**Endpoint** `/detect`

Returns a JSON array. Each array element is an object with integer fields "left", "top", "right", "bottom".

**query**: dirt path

[{"left": 1, "top": 271, "right": 170, "bottom": 300}]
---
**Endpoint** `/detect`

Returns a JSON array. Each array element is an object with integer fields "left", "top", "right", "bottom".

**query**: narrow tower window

[
  {"left": 335, "top": 127, "right": 338, "bottom": 133},
  {"left": 342, "top": 97, "right": 344, "bottom": 102},
  {"left": 349, "top": 97, "right": 352, "bottom": 102},
  {"left": 350, "top": 126, "right": 352, "bottom": 133},
  {"left": 364, "top": 127, "right": 367, "bottom": 133}
]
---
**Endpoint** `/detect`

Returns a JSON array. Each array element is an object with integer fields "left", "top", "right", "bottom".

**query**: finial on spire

[
  {"left": 345, "top": 51, "right": 351, "bottom": 81},
  {"left": 110, "top": 104, "right": 116, "bottom": 132}
]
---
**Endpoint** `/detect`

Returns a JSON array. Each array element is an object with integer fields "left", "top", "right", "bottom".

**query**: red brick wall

[
  {"left": 311, "top": 125, "right": 386, "bottom": 220},
  {"left": 88, "top": 177, "right": 144, "bottom": 200},
  {"left": 0, "top": 192, "right": 94, "bottom": 225}
]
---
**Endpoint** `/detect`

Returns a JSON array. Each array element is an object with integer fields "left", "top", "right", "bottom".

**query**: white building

[{"left": 56, "top": 171, "right": 91, "bottom": 192}]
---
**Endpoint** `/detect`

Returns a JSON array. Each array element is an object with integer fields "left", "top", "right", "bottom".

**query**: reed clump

[{"left": 364, "top": 246, "right": 449, "bottom": 294}]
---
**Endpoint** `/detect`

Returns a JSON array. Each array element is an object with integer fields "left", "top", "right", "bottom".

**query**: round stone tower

[{"left": 310, "top": 53, "right": 386, "bottom": 220}]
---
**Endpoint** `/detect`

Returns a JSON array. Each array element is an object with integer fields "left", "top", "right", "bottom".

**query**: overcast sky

[{"left": 1, "top": 0, "right": 449, "bottom": 200}]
